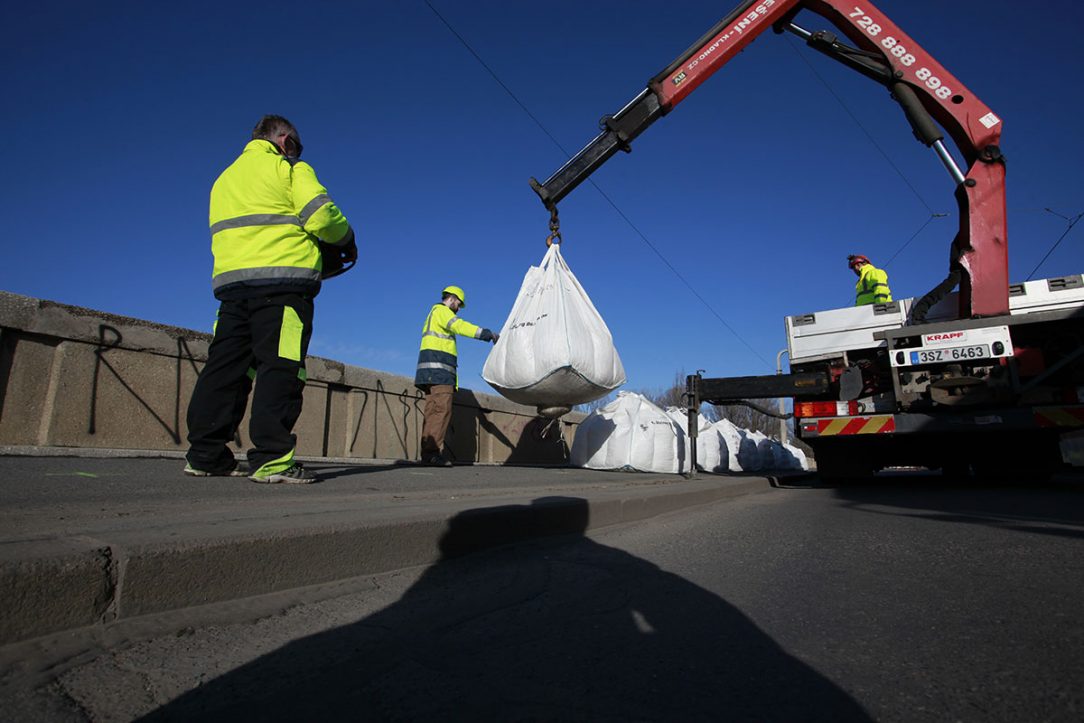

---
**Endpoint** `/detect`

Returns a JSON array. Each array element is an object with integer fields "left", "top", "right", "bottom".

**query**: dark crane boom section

[{"left": 529, "top": 0, "right": 1008, "bottom": 318}]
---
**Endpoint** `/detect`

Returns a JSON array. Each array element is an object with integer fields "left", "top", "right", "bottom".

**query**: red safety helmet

[{"left": 847, "top": 254, "right": 870, "bottom": 271}]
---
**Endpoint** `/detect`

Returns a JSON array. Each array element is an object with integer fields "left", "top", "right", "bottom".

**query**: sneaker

[
  {"left": 184, "top": 460, "right": 250, "bottom": 477},
  {"left": 249, "top": 463, "right": 318, "bottom": 485}
]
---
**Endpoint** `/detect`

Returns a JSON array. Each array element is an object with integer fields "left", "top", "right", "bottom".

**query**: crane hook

[{"left": 545, "top": 206, "right": 562, "bottom": 247}]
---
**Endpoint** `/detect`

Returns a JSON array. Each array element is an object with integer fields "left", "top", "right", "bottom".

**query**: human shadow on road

[{"left": 142, "top": 497, "right": 870, "bottom": 722}]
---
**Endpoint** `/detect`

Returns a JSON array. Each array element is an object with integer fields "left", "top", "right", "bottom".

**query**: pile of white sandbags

[
  {"left": 483, "top": 245, "right": 625, "bottom": 417},
  {"left": 572, "top": 394, "right": 809, "bottom": 474},
  {"left": 571, "top": 393, "right": 688, "bottom": 473},
  {"left": 665, "top": 407, "right": 728, "bottom": 473},
  {"left": 720, "top": 423, "right": 808, "bottom": 472}
]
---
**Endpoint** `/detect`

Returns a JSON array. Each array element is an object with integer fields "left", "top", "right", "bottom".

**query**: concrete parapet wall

[{"left": 0, "top": 291, "right": 582, "bottom": 464}]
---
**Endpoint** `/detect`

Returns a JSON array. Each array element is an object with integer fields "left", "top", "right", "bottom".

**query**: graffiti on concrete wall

[
  {"left": 347, "top": 380, "right": 423, "bottom": 460},
  {"left": 89, "top": 326, "right": 242, "bottom": 448}
]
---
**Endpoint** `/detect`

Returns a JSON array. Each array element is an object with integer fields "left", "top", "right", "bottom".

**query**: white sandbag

[
  {"left": 696, "top": 426, "right": 730, "bottom": 473},
  {"left": 483, "top": 244, "right": 625, "bottom": 416},
  {"left": 571, "top": 392, "right": 687, "bottom": 473},
  {"left": 711, "top": 418, "right": 745, "bottom": 474},
  {"left": 765, "top": 440, "right": 789, "bottom": 470},
  {"left": 781, "top": 442, "right": 811, "bottom": 470},
  {"left": 665, "top": 407, "right": 727, "bottom": 473},
  {"left": 664, "top": 406, "right": 713, "bottom": 435},
  {"left": 759, "top": 438, "right": 808, "bottom": 470},
  {"left": 747, "top": 430, "right": 774, "bottom": 472},
  {"left": 715, "top": 418, "right": 767, "bottom": 474}
]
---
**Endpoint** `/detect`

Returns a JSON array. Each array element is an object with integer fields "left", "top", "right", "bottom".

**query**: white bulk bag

[
  {"left": 483, "top": 244, "right": 625, "bottom": 416},
  {"left": 747, "top": 430, "right": 773, "bottom": 472},
  {"left": 770, "top": 440, "right": 789, "bottom": 469},
  {"left": 781, "top": 442, "right": 811, "bottom": 471},
  {"left": 758, "top": 438, "right": 806, "bottom": 471},
  {"left": 571, "top": 393, "right": 688, "bottom": 474},
  {"left": 712, "top": 418, "right": 748, "bottom": 473},
  {"left": 665, "top": 407, "right": 727, "bottom": 473},
  {"left": 715, "top": 418, "right": 777, "bottom": 472}
]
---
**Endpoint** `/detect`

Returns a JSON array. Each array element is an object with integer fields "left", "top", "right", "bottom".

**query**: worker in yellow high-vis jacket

[
  {"left": 414, "top": 285, "right": 499, "bottom": 466},
  {"left": 185, "top": 115, "right": 356, "bottom": 484},
  {"left": 848, "top": 254, "right": 893, "bottom": 306}
]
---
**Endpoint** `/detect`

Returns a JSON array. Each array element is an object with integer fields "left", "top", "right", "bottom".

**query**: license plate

[{"left": 909, "top": 344, "right": 989, "bottom": 364}]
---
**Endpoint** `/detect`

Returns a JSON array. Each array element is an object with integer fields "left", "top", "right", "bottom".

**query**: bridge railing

[{"left": 0, "top": 291, "right": 581, "bottom": 465}]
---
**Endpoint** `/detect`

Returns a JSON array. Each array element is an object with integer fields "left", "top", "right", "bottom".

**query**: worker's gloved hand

[
  {"left": 341, "top": 238, "right": 358, "bottom": 263},
  {"left": 319, "top": 236, "right": 358, "bottom": 280},
  {"left": 337, "top": 227, "right": 358, "bottom": 263},
  {"left": 479, "top": 328, "right": 498, "bottom": 343}
]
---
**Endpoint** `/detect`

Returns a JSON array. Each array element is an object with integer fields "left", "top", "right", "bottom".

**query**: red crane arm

[{"left": 531, "top": 0, "right": 1008, "bottom": 317}]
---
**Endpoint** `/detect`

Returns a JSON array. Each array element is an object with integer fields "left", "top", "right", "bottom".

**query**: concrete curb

[{"left": 2, "top": 476, "right": 770, "bottom": 645}]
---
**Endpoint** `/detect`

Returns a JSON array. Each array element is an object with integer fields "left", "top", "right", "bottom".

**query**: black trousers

[{"left": 186, "top": 293, "right": 314, "bottom": 473}]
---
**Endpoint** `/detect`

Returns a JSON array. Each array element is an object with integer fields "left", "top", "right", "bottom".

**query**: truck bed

[{"left": 787, "top": 275, "right": 1084, "bottom": 364}]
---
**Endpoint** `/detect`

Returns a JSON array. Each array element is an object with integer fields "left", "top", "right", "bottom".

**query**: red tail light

[{"left": 794, "top": 400, "right": 859, "bottom": 418}]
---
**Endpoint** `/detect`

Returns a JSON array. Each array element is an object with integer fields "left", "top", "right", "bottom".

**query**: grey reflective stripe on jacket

[
  {"left": 416, "top": 361, "right": 457, "bottom": 373},
  {"left": 415, "top": 347, "right": 458, "bottom": 386},
  {"left": 422, "top": 330, "right": 454, "bottom": 340},
  {"left": 298, "top": 194, "right": 332, "bottom": 225},
  {"left": 447, "top": 317, "right": 472, "bottom": 336},
  {"left": 861, "top": 280, "right": 891, "bottom": 300},
  {"left": 210, "top": 214, "right": 302, "bottom": 235},
  {"left": 212, "top": 266, "right": 321, "bottom": 292}
]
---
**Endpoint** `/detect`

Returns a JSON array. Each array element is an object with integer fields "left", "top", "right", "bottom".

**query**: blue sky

[{"left": 5, "top": 0, "right": 1082, "bottom": 397}]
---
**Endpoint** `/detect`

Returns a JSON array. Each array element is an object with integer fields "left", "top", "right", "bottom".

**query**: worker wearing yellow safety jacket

[
  {"left": 414, "top": 285, "right": 499, "bottom": 466},
  {"left": 185, "top": 115, "right": 357, "bottom": 485},
  {"left": 848, "top": 254, "right": 893, "bottom": 306}
]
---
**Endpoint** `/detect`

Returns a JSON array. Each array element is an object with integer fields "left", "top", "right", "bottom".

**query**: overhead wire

[
  {"left": 782, "top": 36, "right": 1079, "bottom": 286},
  {"left": 780, "top": 33, "right": 968, "bottom": 280},
  {"left": 1025, "top": 208, "right": 1083, "bottom": 281},
  {"left": 882, "top": 213, "right": 948, "bottom": 269},
  {"left": 423, "top": 0, "right": 774, "bottom": 369},
  {"left": 585, "top": 182, "right": 772, "bottom": 367},
  {"left": 782, "top": 34, "right": 937, "bottom": 216},
  {"left": 422, "top": 1, "right": 570, "bottom": 158}
]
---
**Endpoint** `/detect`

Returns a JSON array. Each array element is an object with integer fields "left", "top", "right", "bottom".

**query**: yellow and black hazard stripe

[
  {"left": 1035, "top": 406, "right": 1084, "bottom": 428},
  {"left": 811, "top": 415, "right": 896, "bottom": 436}
]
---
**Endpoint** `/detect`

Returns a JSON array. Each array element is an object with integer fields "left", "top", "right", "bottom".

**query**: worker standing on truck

[
  {"left": 185, "top": 115, "right": 357, "bottom": 485},
  {"left": 848, "top": 254, "right": 893, "bottom": 306},
  {"left": 415, "top": 286, "right": 499, "bottom": 466}
]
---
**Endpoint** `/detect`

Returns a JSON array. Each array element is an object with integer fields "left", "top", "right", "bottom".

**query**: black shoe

[
  {"left": 184, "top": 460, "right": 250, "bottom": 477},
  {"left": 423, "top": 455, "right": 453, "bottom": 467}
]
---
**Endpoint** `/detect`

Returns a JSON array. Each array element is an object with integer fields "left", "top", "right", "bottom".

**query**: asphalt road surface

[{"left": 4, "top": 473, "right": 1083, "bottom": 721}]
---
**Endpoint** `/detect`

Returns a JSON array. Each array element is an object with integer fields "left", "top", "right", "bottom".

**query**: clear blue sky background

[{"left": 5, "top": 0, "right": 1082, "bottom": 397}]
